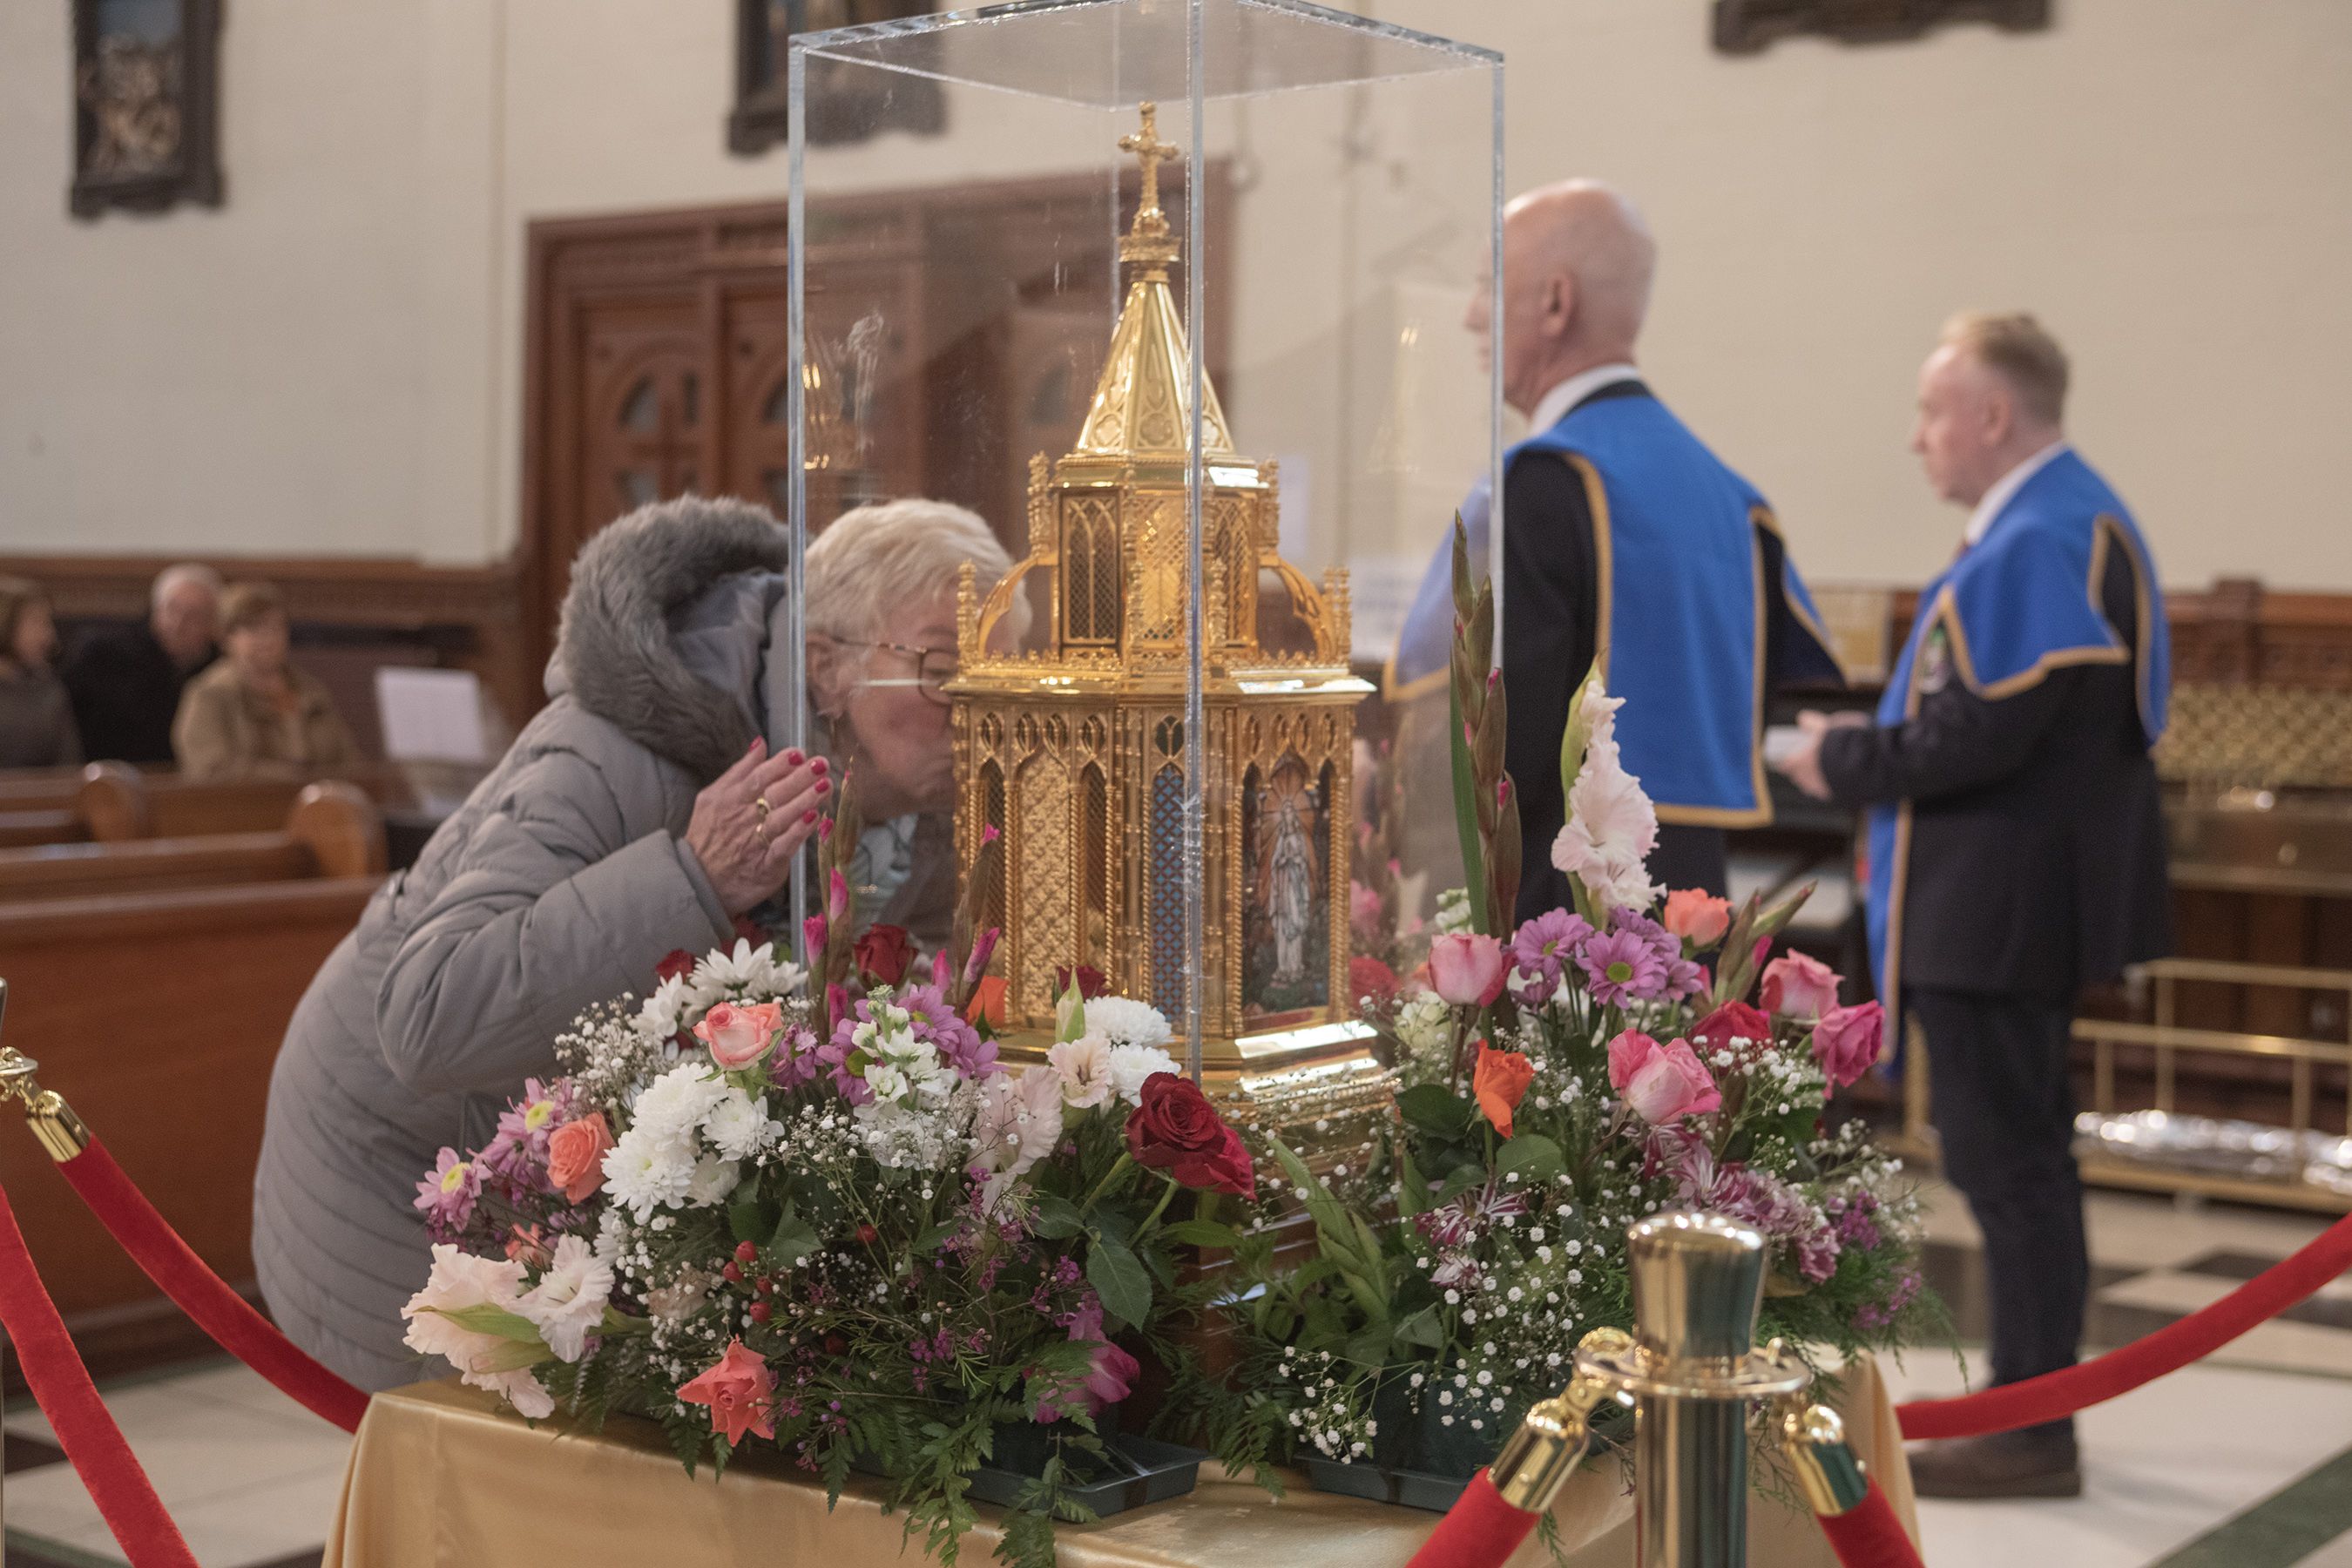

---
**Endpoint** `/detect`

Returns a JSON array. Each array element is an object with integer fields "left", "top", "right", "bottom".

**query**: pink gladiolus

[
  {"left": 678, "top": 1339, "right": 774, "bottom": 1444},
  {"left": 1760, "top": 951, "right": 1841, "bottom": 1022},
  {"left": 1428, "top": 931, "right": 1508, "bottom": 1007},
  {"left": 1811, "top": 1002, "right": 1885, "bottom": 1089},
  {"left": 826, "top": 868, "right": 851, "bottom": 924},
  {"left": 962, "top": 926, "right": 1000, "bottom": 990},
  {"left": 803, "top": 913, "right": 828, "bottom": 959},
  {"left": 1605, "top": 1030, "right": 1723, "bottom": 1124}
]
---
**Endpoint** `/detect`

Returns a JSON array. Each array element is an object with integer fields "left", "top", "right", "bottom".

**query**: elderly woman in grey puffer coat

[{"left": 253, "top": 494, "right": 1010, "bottom": 1388}]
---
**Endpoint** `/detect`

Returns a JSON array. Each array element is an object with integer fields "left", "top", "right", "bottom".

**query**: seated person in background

[
  {"left": 0, "top": 577, "right": 83, "bottom": 768},
  {"left": 172, "top": 581, "right": 359, "bottom": 781},
  {"left": 63, "top": 561, "right": 220, "bottom": 765},
  {"left": 804, "top": 499, "right": 1017, "bottom": 948},
  {"left": 254, "top": 494, "right": 1010, "bottom": 1389}
]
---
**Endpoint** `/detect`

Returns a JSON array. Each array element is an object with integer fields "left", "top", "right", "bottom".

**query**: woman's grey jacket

[{"left": 253, "top": 498, "right": 795, "bottom": 1389}]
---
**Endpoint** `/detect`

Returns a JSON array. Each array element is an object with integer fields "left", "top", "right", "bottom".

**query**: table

[{"left": 323, "top": 1359, "right": 1916, "bottom": 1567}]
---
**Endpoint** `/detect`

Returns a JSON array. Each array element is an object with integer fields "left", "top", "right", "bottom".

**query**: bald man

[{"left": 1437, "top": 180, "right": 1841, "bottom": 913}]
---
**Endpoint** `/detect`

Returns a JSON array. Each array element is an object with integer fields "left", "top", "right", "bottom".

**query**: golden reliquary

[{"left": 945, "top": 105, "right": 1389, "bottom": 1132}]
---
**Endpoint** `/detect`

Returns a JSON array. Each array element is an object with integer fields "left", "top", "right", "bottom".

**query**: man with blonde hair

[
  {"left": 1408, "top": 178, "right": 1842, "bottom": 915},
  {"left": 1776, "top": 312, "right": 2172, "bottom": 1499}
]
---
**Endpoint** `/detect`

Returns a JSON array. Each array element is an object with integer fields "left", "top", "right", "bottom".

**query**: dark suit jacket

[
  {"left": 62, "top": 623, "right": 214, "bottom": 766},
  {"left": 1504, "top": 381, "right": 1818, "bottom": 916},
  {"left": 1820, "top": 545, "right": 2171, "bottom": 1004}
]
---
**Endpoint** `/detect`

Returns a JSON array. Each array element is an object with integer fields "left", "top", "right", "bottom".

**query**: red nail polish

[
  {"left": 784, "top": 749, "right": 803, "bottom": 766},
  {"left": 815, "top": 780, "right": 830, "bottom": 795},
  {"left": 801, "top": 808, "right": 817, "bottom": 824},
  {"left": 811, "top": 757, "right": 828, "bottom": 774}
]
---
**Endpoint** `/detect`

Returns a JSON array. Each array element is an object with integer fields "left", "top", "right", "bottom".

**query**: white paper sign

[{"left": 377, "top": 667, "right": 489, "bottom": 764}]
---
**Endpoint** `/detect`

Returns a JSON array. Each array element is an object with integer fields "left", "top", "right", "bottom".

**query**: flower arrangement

[
  {"left": 1190, "top": 530, "right": 1935, "bottom": 1498},
  {"left": 401, "top": 821, "right": 1255, "bottom": 1568}
]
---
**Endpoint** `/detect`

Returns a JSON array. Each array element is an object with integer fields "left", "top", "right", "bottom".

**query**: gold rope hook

[{"left": 0, "top": 981, "right": 91, "bottom": 1162}]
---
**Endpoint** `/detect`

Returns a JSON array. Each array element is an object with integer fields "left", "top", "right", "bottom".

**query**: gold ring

[{"left": 753, "top": 795, "right": 772, "bottom": 822}]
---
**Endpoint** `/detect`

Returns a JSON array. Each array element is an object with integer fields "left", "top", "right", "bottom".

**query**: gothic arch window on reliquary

[
  {"left": 1147, "top": 717, "right": 1187, "bottom": 1020},
  {"left": 1062, "top": 497, "right": 1122, "bottom": 646}
]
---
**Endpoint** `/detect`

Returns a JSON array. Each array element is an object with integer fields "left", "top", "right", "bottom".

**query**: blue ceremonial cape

[
  {"left": 1512, "top": 394, "right": 1842, "bottom": 823},
  {"left": 1863, "top": 449, "right": 2169, "bottom": 1010}
]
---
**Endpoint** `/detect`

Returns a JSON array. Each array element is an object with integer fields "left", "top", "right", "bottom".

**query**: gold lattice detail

[
  {"left": 1015, "top": 747, "right": 1075, "bottom": 1017},
  {"left": 2158, "top": 685, "right": 2352, "bottom": 790}
]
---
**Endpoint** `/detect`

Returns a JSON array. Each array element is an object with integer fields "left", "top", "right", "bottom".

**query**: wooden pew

[
  {"left": 0, "top": 783, "right": 385, "bottom": 903},
  {"left": 0, "top": 875, "right": 382, "bottom": 1335},
  {"left": 75, "top": 760, "right": 308, "bottom": 842},
  {"left": 0, "top": 767, "right": 99, "bottom": 848}
]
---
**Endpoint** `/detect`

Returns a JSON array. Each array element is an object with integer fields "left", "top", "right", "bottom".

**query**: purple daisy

[
  {"left": 1509, "top": 909, "right": 1593, "bottom": 1002},
  {"left": 413, "top": 1147, "right": 481, "bottom": 1240},
  {"left": 1579, "top": 926, "right": 1668, "bottom": 1005}
]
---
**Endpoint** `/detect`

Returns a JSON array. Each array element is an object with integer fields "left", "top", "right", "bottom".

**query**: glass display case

[{"left": 786, "top": 0, "right": 1502, "bottom": 1126}]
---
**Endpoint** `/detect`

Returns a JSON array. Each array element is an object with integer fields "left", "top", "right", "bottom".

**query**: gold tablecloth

[{"left": 323, "top": 1359, "right": 1916, "bottom": 1568}]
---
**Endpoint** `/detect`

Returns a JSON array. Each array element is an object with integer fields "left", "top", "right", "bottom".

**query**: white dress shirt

[
  {"left": 1524, "top": 362, "right": 1643, "bottom": 438},
  {"left": 1963, "top": 440, "right": 2070, "bottom": 549}
]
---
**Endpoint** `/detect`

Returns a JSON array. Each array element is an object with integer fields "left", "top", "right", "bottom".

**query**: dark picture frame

[
  {"left": 70, "top": 0, "right": 223, "bottom": 219},
  {"left": 1713, "top": 0, "right": 2051, "bottom": 54},
  {"left": 729, "top": 0, "right": 946, "bottom": 157}
]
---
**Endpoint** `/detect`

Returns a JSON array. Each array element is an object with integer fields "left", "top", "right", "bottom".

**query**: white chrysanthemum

[
  {"left": 684, "top": 1153, "right": 740, "bottom": 1206},
  {"left": 635, "top": 974, "right": 693, "bottom": 1043},
  {"left": 689, "top": 938, "right": 807, "bottom": 1004},
  {"left": 601, "top": 1126, "right": 696, "bottom": 1220},
  {"left": 1085, "top": 997, "right": 1172, "bottom": 1051},
  {"left": 1105, "top": 1044, "right": 1180, "bottom": 1106},
  {"left": 702, "top": 1088, "right": 781, "bottom": 1161},
  {"left": 517, "top": 1234, "right": 614, "bottom": 1363},
  {"left": 627, "top": 1062, "right": 732, "bottom": 1146},
  {"left": 1391, "top": 990, "right": 1454, "bottom": 1060},
  {"left": 853, "top": 1099, "right": 955, "bottom": 1171},
  {"left": 592, "top": 1206, "right": 629, "bottom": 1268}
]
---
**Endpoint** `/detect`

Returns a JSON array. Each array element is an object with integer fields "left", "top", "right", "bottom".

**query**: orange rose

[
  {"left": 963, "top": 974, "right": 1008, "bottom": 1031},
  {"left": 547, "top": 1112, "right": 613, "bottom": 1204},
  {"left": 1472, "top": 1043, "right": 1537, "bottom": 1138}
]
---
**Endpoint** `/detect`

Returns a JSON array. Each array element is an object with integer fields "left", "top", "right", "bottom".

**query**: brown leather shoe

[{"left": 1908, "top": 1430, "right": 2082, "bottom": 1499}]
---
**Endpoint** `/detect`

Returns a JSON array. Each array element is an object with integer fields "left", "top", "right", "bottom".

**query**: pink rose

[
  {"left": 1759, "top": 951, "right": 1841, "bottom": 1022},
  {"left": 1662, "top": 889, "right": 1732, "bottom": 947},
  {"left": 678, "top": 1338, "right": 774, "bottom": 1444},
  {"left": 545, "top": 1112, "right": 613, "bottom": 1204},
  {"left": 1811, "top": 1002, "right": 1885, "bottom": 1090},
  {"left": 1428, "top": 931, "right": 1508, "bottom": 1007},
  {"left": 694, "top": 1000, "right": 783, "bottom": 1070},
  {"left": 1035, "top": 1301, "right": 1139, "bottom": 1423},
  {"left": 1605, "top": 1030, "right": 1723, "bottom": 1124},
  {"left": 1350, "top": 881, "right": 1385, "bottom": 939}
]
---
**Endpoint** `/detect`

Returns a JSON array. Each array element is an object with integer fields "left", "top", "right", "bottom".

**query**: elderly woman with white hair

[
  {"left": 804, "top": 498, "right": 1012, "bottom": 944},
  {"left": 253, "top": 495, "right": 1011, "bottom": 1388}
]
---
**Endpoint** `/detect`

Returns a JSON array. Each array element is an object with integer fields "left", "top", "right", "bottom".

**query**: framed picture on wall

[
  {"left": 70, "top": 0, "right": 223, "bottom": 218},
  {"left": 729, "top": 0, "right": 946, "bottom": 156},
  {"left": 1713, "top": 0, "right": 2050, "bottom": 54}
]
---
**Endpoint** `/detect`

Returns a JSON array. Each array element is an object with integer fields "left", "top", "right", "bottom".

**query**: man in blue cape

[
  {"left": 1778, "top": 313, "right": 2172, "bottom": 1500},
  {"left": 1393, "top": 179, "right": 1842, "bottom": 918}
]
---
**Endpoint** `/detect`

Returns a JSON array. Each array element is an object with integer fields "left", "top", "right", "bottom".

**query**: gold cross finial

[{"left": 1119, "top": 101, "right": 1181, "bottom": 232}]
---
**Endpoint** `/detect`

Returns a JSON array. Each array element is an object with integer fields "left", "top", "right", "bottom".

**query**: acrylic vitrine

[{"left": 785, "top": 0, "right": 1503, "bottom": 1128}]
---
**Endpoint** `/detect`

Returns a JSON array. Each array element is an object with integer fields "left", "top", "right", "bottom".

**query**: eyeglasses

[{"left": 836, "top": 639, "right": 960, "bottom": 706}]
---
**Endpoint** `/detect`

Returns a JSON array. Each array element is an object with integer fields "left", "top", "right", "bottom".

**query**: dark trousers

[
  {"left": 1909, "top": 987, "right": 2088, "bottom": 1439},
  {"left": 1650, "top": 823, "right": 1727, "bottom": 900}
]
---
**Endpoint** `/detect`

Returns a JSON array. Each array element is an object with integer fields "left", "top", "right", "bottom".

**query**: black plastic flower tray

[
  {"left": 853, "top": 1430, "right": 1206, "bottom": 1517},
  {"left": 1297, "top": 1455, "right": 1475, "bottom": 1513}
]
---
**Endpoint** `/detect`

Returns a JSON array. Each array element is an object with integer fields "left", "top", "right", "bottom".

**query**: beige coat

[{"left": 172, "top": 659, "right": 358, "bottom": 781}]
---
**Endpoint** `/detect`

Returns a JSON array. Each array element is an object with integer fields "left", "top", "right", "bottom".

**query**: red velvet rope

[
  {"left": 1402, "top": 1471, "right": 1542, "bottom": 1568},
  {"left": 1896, "top": 1208, "right": 2352, "bottom": 1440},
  {"left": 55, "top": 1136, "right": 369, "bottom": 1434},
  {"left": 0, "top": 1180, "right": 200, "bottom": 1568},
  {"left": 1815, "top": 1482, "right": 1925, "bottom": 1568}
]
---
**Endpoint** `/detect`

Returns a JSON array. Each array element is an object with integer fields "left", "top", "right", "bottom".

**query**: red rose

[
  {"left": 1689, "top": 1001, "right": 1771, "bottom": 1061},
  {"left": 1124, "top": 1073, "right": 1255, "bottom": 1198},
  {"left": 855, "top": 924, "right": 916, "bottom": 987},
  {"left": 1349, "top": 956, "right": 1399, "bottom": 1006},
  {"left": 733, "top": 915, "right": 772, "bottom": 948},
  {"left": 655, "top": 949, "right": 696, "bottom": 983},
  {"left": 1053, "top": 963, "right": 1109, "bottom": 1000}
]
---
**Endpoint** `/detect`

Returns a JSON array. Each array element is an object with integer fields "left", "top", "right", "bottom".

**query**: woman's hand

[{"left": 684, "top": 739, "right": 831, "bottom": 916}]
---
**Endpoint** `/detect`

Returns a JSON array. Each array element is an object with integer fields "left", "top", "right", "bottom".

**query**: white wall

[{"left": 3, "top": 0, "right": 2348, "bottom": 588}]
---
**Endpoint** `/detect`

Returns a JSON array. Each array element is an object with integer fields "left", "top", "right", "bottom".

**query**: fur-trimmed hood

[{"left": 552, "top": 497, "right": 793, "bottom": 783}]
